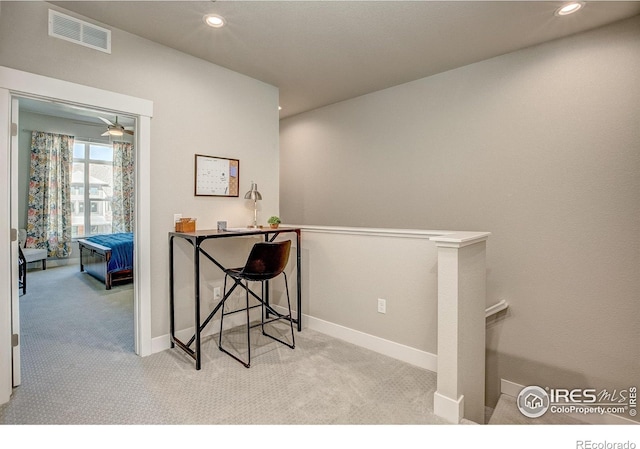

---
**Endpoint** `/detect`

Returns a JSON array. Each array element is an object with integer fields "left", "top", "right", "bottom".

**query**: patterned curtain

[
  {"left": 26, "top": 131, "right": 74, "bottom": 258},
  {"left": 112, "top": 141, "right": 135, "bottom": 233}
]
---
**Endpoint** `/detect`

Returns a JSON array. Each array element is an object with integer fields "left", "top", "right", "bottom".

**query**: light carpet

[{"left": 1, "top": 264, "right": 450, "bottom": 425}]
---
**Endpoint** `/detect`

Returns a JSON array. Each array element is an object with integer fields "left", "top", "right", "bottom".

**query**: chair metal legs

[
  {"left": 218, "top": 275, "right": 253, "bottom": 368},
  {"left": 218, "top": 273, "right": 295, "bottom": 368},
  {"left": 260, "top": 272, "right": 295, "bottom": 350},
  {"left": 18, "top": 247, "right": 27, "bottom": 295}
]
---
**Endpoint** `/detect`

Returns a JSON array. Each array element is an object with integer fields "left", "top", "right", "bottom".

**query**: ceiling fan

[{"left": 98, "top": 116, "right": 134, "bottom": 137}]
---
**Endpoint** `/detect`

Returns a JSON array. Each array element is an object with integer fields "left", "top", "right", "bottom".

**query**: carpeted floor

[{"left": 1, "top": 264, "right": 451, "bottom": 425}]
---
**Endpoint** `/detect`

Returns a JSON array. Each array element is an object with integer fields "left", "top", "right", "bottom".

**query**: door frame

[
  {"left": 0, "top": 66, "right": 153, "bottom": 404},
  {"left": 10, "top": 97, "right": 20, "bottom": 387}
]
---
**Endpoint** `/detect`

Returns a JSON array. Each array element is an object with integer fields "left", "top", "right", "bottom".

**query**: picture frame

[{"left": 194, "top": 154, "right": 239, "bottom": 197}]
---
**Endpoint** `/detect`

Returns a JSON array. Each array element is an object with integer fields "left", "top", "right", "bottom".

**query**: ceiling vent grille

[{"left": 48, "top": 9, "right": 111, "bottom": 54}]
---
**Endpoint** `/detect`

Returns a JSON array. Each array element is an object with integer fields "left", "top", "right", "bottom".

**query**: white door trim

[
  {"left": 0, "top": 66, "right": 154, "bottom": 405},
  {"left": 0, "top": 87, "right": 12, "bottom": 404},
  {"left": 11, "top": 97, "right": 20, "bottom": 387}
]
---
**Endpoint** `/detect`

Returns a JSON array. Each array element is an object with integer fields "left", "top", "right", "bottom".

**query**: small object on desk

[
  {"left": 226, "top": 227, "right": 262, "bottom": 232},
  {"left": 175, "top": 218, "right": 196, "bottom": 232},
  {"left": 217, "top": 221, "right": 227, "bottom": 231},
  {"left": 268, "top": 216, "right": 281, "bottom": 229}
]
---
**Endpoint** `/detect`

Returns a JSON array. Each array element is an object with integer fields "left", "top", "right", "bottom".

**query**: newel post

[{"left": 430, "top": 232, "right": 490, "bottom": 424}]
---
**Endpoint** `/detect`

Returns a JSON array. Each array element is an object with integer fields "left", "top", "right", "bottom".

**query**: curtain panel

[
  {"left": 26, "top": 131, "right": 74, "bottom": 258},
  {"left": 112, "top": 141, "right": 135, "bottom": 233}
]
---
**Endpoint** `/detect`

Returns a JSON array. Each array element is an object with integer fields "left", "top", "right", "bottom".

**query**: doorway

[
  {"left": 0, "top": 66, "right": 153, "bottom": 405},
  {"left": 17, "top": 97, "right": 137, "bottom": 360}
]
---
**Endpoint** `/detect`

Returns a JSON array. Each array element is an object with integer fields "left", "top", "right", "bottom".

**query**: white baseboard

[
  {"left": 303, "top": 313, "right": 438, "bottom": 372},
  {"left": 151, "top": 334, "right": 171, "bottom": 354},
  {"left": 434, "top": 391, "right": 464, "bottom": 424},
  {"left": 500, "top": 378, "right": 524, "bottom": 398},
  {"left": 151, "top": 306, "right": 262, "bottom": 354},
  {"left": 153, "top": 308, "right": 437, "bottom": 373},
  {"left": 500, "top": 378, "right": 639, "bottom": 425}
]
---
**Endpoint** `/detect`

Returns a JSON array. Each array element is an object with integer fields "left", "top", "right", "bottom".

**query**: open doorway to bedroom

[
  {"left": 17, "top": 97, "right": 137, "bottom": 354},
  {"left": 1, "top": 67, "right": 153, "bottom": 404}
]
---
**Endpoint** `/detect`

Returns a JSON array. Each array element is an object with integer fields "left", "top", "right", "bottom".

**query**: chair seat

[
  {"left": 18, "top": 229, "right": 47, "bottom": 269},
  {"left": 22, "top": 247, "right": 47, "bottom": 263},
  {"left": 224, "top": 267, "right": 243, "bottom": 276},
  {"left": 225, "top": 267, "right": 275, "bottom": 282}
]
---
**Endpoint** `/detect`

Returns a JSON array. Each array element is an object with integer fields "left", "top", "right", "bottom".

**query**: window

[{"left": 72, "top": 142, "right": 114, "bottom": 238}]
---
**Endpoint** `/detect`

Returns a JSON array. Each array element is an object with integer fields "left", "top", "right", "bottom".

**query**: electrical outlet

[
  {"left": 377, "top": 298, "right": 386, "bottom": 314},
  {"left": 213, "top": 287, "right": 221, "bottom": 300},
  {"left": 173, "top": 213, "right": 182, "bottom": 223}
]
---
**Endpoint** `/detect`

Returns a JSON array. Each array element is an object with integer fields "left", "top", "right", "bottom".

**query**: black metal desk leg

[
  {"left": 194, "top": 239, "right": 202, "bottom": 370},
  {"left": 296, "top": 230, "right": 302, "bottom": 331},
  {"left": 264, "top": 234, "right": 270, "bottom": 315},
  {"left": 169, "top": 236, "right": 175, "bottom": 348}
]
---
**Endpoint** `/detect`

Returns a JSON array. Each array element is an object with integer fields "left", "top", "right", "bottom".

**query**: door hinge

[
  {"left": 10, "top": 228, "right": 18, "bottom": 242},
  {"left": 11, "top": 122, "right": 17, "bottom": 137},
  {"left": 11, "top": 334, "right": 19, "bottom": 347}
]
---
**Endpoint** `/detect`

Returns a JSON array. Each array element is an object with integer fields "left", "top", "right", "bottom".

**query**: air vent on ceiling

[{"left": 48, "top": 9, "right": 111, "bottom": 54}]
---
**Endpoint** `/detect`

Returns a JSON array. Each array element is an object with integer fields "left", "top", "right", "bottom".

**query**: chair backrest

[
  {"left": 18, "top": 229, "right": 26, "bottom": 247},
  {"left": 240, "top": 240, "right": 291, "bottom": 281}
]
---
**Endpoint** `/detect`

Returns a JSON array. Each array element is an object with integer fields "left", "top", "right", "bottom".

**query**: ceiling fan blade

[
  {"left": 101, "top": 131, "right": 110, "bottom": 136},
  {"left": 71, "top": 121, "right": 103, "bottom": 127},
  {"left": 98, "top": 116, "right": 114, "bottom": 126},
  {"left": 124, "top": 129, "right": 134, "bottom": 135}
]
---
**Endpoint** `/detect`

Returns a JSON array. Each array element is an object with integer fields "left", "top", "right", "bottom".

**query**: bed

[{"left": 78, "top": 232, "right": 134, "bottom": 290}]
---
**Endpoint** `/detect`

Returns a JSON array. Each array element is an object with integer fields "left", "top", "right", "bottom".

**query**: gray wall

[
  {"left": 280, "top": 16, "right": 640, "bottom": 411},
  {"left": 1, "top": 2, "right": 280, "bottom": 338}
]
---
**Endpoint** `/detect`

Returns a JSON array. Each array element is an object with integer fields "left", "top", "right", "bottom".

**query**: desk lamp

[{"left": 244, "top": 182, "right": 262, "bottom": 228}]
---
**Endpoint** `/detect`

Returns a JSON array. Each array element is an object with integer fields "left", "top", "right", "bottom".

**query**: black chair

[
  {"left": 18, "top": 246, "right": 26, "bottom": 295},
  {"left": 218, "top": 240, "right": 295, "bottom": 368}
]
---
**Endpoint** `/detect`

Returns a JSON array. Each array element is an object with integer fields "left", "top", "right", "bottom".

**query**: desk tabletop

[{"left": 169, "top": 226, "right": 300, "bottom": 239}]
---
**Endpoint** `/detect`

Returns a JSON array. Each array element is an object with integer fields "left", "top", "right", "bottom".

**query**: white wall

[
  {"left": 0, "top": 2, "right": 280, "bottom": 339},
  {"left": 280, "top": 16, "right": 640, "bottom": 413}
]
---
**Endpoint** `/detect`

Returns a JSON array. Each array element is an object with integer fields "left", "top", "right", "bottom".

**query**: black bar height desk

[{"left": 169, "top": 227, "right": 302, "bottom": 370}]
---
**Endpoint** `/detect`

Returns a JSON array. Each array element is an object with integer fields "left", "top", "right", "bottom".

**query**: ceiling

[
  {"left": 45, "top": 1, "right": 640, "bottom": 119},
  {"left": 19, "top": 97, "right": 135, "bottom": 128}
]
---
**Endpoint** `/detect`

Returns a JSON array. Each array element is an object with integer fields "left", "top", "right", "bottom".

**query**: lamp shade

[{"left": 244, "top": 182, "right": 262, "bottom": 201}]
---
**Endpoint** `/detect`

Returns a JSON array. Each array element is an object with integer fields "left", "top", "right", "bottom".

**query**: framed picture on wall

[{"left": 194, "top": 154, "right": 239, "bottom": 197}]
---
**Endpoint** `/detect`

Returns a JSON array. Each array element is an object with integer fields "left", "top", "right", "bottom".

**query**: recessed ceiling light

[
  {"left": 555, "top": 2, "right": 585, "bottom": 16},
  {"left": 203, "top": 14, "right": 225, "bottom": 28}
]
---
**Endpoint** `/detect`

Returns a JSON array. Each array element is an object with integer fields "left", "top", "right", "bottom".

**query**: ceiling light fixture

[
  {"left": 555, "top": 2, "right": 585, "bottom": 16},
  {"left": 203, "top": 14, "right": 225, "bottom": 28}
]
